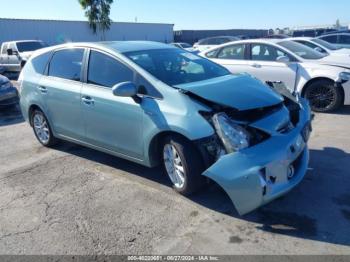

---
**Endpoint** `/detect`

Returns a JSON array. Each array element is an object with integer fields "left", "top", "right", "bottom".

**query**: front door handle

[
  {"left": 82, "top": 96, "right": 94, "bottom": 105},
  {"left": 251, "top": 63, "right": 262, "bottom": 68},
  {"left": 37, "top": 86, "right": 48, "bottom": 94}
]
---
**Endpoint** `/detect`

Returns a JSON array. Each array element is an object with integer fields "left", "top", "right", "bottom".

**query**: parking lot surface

[{"left": 0, "top": 103, "right": 350, "bottom": 255}]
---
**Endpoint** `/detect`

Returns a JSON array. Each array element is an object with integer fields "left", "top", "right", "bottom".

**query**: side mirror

[
  {"left": 7, "top": 49, "right": 13, "bottom": 56},
  {"left": 276, "top": 55, "right": 290, "bottom": 63},
  {"left": 314, "top": 47, "right": 324, "bottom": 53},
  {"left": 112, "top": 82, "right": 138, "bottom": 97}
]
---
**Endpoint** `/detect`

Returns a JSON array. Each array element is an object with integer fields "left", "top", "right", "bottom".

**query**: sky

[{"left": 0, "top": 0, "right": 349, "bottom": 30}]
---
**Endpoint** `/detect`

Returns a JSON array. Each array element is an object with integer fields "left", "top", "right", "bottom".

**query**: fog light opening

[{"left": 287, "top": 165, "right": 295, "bottom": 180}]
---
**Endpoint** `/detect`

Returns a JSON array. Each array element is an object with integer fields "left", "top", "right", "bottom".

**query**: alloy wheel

[
  {"left": 33, "top": 113, "right": 50, "bottom": 144},
  {"left": 305, "top": 85, "right": 336, "bottom": 111},
  {"left": 163, "top": 144, "right": 185, "bottom": 189}
]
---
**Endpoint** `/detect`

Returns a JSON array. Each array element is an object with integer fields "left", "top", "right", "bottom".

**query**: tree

[{"left": 78, "top": 0, "right": 114, "bottom": 40}]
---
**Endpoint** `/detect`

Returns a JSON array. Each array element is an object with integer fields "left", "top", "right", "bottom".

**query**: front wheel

[
  {"left": 162, "top": 136, "right": 205, "bottom": 195},
  {"left": 304, "top": 80, "right": 343, "bottom": 112},
  {"left": 31, "top": 109, "right": 57, "bottom": 146}
]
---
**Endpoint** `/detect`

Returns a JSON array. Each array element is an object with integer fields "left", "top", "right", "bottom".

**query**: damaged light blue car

[{"left": 19, "top": 42, "right": 312, "bottom": 215}]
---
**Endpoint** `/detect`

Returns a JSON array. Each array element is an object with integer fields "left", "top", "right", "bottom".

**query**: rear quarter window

[{"left": 31, "top": 52, "right": 52, "bottom": 75}]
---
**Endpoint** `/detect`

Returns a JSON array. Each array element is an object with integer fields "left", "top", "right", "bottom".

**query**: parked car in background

[
  {"left": 19, "top": 41, "right": 312, "bottom": 215},
  {"left": 193, "top": 36, "right": 239, "bottom": 52},
  {"left": 288, "top": 37, "right": 350, "bottom": 56},
  {"left": 0, "top": 40, "right": 47, "bottom": 73},
  {"left": 171, "top": 42, "right": 192, "bottom": 50},
  {"left": 0, "top": 74, "right": 18, "bottom": 107},
  {"left": 318, "top": 33, "right": 350, "bottom": 49},
  {"left": 201, "top": 39, "right": 350, "bottom": 112},
  {"left": 170, "top": 42, "right": 198, "bottom": 53},
  {"left": 265, "top": 34, "right": 290, "bottom": 39}
]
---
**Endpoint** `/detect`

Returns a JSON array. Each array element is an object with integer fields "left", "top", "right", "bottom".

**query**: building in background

[
  {"left": 0, "top": 18, "right": 174, "bottom": 46},
  {"left": 291, "top": 22, "right": 350, "bottom": 37},
  {"left": 174, "top": 29, "right": 268, "bottom": 44}
]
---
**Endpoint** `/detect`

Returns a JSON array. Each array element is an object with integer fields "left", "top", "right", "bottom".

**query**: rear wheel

[
  {"left": 304, "top": 80, "right": 343, "bottom": 112},
  {"left": 31, "top": 109, "right": 57, "bottom": 146},
  {"left": 162, "top": 136, "right": 205, "bottom": 195}
]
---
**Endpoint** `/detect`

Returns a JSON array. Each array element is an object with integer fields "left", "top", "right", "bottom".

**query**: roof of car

[
  {"left": 2, "top": 40, "right": 44, "bottom": 44},
  {"left": 286, "top": 37, "right": 313, "bottom": 41},
  {"left": 221, "top": 38, "right": 282, "bottom": 44},
  {"left": 319, "top": 32, "right": 350, "bottom": 37},
  {"left": 41, "top": 41, "right": 175, "bottom": 54},
  {"left": 98, "top": 41, "right": 175, "bottom": 53}
]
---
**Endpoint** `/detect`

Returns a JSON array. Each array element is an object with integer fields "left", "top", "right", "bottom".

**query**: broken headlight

[{"left": 212, "top": 113, "right": 250, "bottom": 153}]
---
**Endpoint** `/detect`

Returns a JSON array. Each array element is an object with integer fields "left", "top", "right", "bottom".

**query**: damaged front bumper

[{"left": 202, "top": 98, "right": 312, "bottom": 215}]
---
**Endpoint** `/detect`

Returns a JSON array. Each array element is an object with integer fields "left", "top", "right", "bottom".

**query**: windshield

[
  {"left": 16, "top": 41, "right": 47, "bottom": 52},
  {"left": 278, "top": 40, "right": 326, "bottom": 60},
  {"left": 124, "top": 48, "right": 230, "bottom": 86},
  {"left": 311, "top": 38, "right": 340, "bottom": 50}
]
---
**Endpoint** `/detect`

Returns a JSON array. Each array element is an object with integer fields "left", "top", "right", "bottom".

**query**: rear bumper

[{"left": 202, "top": 99, "right": 312, "bottom": 215}]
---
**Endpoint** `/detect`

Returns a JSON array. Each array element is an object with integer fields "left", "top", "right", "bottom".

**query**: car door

[
  {"left": 210, "top": 43, "right": 253, "bottom": 75},
  {"left": 82, "top": 49, "right": 143, "bottom": 159},
  {"left": 246, "top": 43, "right": 298, "bottom": 91},
  {"left": 38, "top": 48, "right": 85, "bottom": 139}
]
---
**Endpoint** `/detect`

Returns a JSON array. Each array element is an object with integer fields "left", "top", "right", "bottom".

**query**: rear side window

[
  {"left": 320, "top": 35, "right": 338, "bottom": 43},
  {"left": 48, "top": 49, "right": 84, "bottom": 81},
  {"left": 339, "top": 34, "right": 350, "bottom": 44},
  {"left": 217, "top": 44, "right": 245, "bottom": 60},
  {"left": 31, "top": 52, "right": 52, "bottom": 74},
  {"left": 87, "top": 51, "right": 134, "bottom": 88}
]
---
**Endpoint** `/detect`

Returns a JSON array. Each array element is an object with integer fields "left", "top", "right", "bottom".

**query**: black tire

[
  {"left": 31, "top": 109, "right": 58, "bottom": 147},
  {"left": 304, "top": 80, "right": 343, "bottom": 112},
  {"left": 162, "top": 135, "right": 206, "bottom": 196}
]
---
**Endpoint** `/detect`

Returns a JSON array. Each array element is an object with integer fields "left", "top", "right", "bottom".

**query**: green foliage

[{"left": 78, "top": 0, "right": 114, "bottom": 37}]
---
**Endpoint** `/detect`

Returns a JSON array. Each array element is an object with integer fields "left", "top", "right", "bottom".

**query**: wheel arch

[
  {"left": 301, "top": 77, "right": 345, "bottom": 106},
  {"left": 28, "top": 104, "right": 44, "bottom": 126},
  {"left": 147, "top": 130, "right": 199, "bottom": 167}
]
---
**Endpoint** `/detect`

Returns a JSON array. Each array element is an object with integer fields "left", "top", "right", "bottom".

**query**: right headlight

[{"left": 212, "top": 113, "right": 250, "bottom": 153}]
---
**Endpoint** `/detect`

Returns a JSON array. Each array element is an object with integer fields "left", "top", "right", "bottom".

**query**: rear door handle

[
  {"left": 82, "top": 96, "right": 94, "bottom": 105},
  {"left": 251, "top": 63, "right": 262, "bottom": 68},
  {"left": 37, "top": 86, "right": 48, "bottom": 94}
]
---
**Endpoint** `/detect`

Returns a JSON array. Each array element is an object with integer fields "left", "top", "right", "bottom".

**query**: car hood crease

[{"left": 175, "top": 74, "right": 284, "bottom": 111}]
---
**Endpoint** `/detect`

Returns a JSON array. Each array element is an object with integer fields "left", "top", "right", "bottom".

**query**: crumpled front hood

[{"left": 175, "top": 74, "right": 283, "bottom": 111}]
